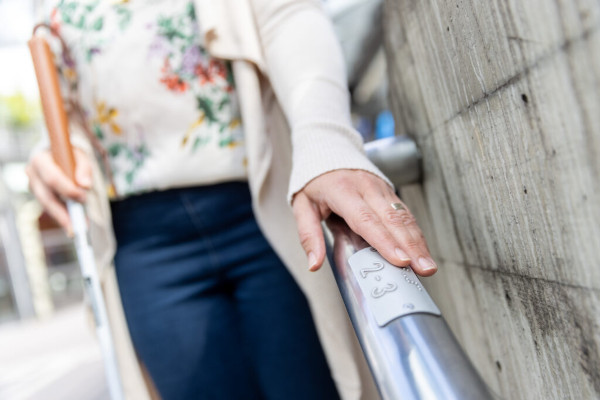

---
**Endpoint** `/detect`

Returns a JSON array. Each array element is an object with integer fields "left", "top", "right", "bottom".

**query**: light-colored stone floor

[{"left": 0, "top": 304, "right": 108, "bottom": 400}]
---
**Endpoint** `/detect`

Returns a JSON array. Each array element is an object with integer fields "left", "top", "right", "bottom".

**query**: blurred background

[
  {"left": 0, "top": 0, "right": 109, "bottom": 398},
  {"left": 0, "top": 0, "right": 391, "bottom": 398}
]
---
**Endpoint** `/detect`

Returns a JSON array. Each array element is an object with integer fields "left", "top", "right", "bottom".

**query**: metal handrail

[
  {"left": 321, "top": 136, "right": 495, "bottom": 399},
  {"left": 365, "top": 135, "right": 422, "bottom": 187},
  {"left": 323, "top": 217, "right": 494, "bottom": 400}
]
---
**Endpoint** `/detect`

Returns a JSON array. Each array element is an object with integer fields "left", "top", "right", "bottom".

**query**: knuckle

[
  {"left": 403, "top": 239, "right": 421, "bottom": 251},
  {"left": 384, "top": 210, "right": 406, "bottom": 227},
  {"left": 361, "top": 176, "right": 379, "bottom": 190},
  {"left": 399, "top": 213, "right": 417, "bottom": 226},
  {"left": 297, "top": 230, "right": 314, "bottom": 250},
  {"left": 384, "top": 209, "right": 417, "bottom": 227},
  {"left": 336, "top": 182, "right": 356, "bottom": 198},
  {"left": 356, "top": 208, "right": 377, "bottom": 225},
  {"left": 337, "top": 175, "right": 352, "bottom": 187}
]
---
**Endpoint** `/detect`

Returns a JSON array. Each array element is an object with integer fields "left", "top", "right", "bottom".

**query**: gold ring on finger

[{"left": 391, "top": 202, "right": 406, "bottom": 211}]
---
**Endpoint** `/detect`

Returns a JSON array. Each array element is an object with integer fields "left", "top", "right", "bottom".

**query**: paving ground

[{"left": 0, "top": 304, "right": 108, "bottom": 400}]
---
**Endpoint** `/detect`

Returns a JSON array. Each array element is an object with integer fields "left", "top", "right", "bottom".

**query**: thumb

[
  {"left": 292, "top": 192, "right": 326, "bottom": 271},
  {"left": 73, "top": 148, "right": 93, "bottom": 189}
]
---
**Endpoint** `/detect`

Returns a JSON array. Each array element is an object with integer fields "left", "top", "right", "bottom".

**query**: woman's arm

[{"left": 251, "top": 0, "right": 438, "bottom": 276}]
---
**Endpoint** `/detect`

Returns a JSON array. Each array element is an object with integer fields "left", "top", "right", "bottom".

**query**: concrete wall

[{"left": 383, "top": 0, "right": 600, "bottom": 398}]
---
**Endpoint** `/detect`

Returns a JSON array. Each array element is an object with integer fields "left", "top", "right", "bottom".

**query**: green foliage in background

[{"left": 0, "top": 92, "right": 41, "bottom": 130}]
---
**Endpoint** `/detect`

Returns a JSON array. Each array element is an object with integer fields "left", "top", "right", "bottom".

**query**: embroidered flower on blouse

[
  {"left": 94, "top": 101, "right": 122, "bottom": 135},
  {"left": 49, "top": 0, "right": 245, "bottom": 196},
  {"left": 52, "top": 0, "right": 134, "bottom": 62}
]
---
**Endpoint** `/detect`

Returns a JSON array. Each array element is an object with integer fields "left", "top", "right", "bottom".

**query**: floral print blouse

[{"left": 48, "top": 0, "right": 246, "bottom": 197}]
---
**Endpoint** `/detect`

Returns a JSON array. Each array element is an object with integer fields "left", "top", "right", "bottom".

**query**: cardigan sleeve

[{"left": 249, "top": 0, "right": 393, "bottom": 203}]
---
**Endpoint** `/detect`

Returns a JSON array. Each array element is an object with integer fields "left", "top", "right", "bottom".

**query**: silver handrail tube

[
  {"left": 364, "top": 135, "right": 422, "bottom": 188},
  {"left": 323, "top": 217, "right": 495, "bottom": 400}
]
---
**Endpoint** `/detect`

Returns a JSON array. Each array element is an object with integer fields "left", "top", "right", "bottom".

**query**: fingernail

[
  {"left": 308, "top": 252, "right": 317, "bottom": 270},
  {"left": 66, "top": 227, "right": 74, "bottom": 238},
  {"left": 394, "top": 247, "right": 411, "bottom": 261},
  {"left": 418, "top": 257, "right": 437, "bottom": 272}
]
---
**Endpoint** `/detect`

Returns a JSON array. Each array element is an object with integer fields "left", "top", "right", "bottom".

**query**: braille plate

[{"left": 348, "top": 248, "right": 441, "bottom": 326}]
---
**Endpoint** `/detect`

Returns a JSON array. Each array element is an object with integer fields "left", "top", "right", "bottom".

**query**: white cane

[{"left": 28, "top": 35, "right": 125, "bottom": 400}]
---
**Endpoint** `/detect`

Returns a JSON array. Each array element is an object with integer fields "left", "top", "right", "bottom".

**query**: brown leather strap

[{"left": 28, "top": 35, "right": 76, "bottom": 181}]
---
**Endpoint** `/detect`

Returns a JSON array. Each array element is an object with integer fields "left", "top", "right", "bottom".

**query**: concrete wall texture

[{"left": 383, "top": 0, "right": 600, "bottom": 398}]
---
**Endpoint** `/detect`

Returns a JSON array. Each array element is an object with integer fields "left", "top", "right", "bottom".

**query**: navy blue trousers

[{"left": 111, "top": 182, "right": 339, "bottom": 400}]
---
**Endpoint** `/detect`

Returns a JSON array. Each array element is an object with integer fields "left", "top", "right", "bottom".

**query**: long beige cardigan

[{"left": 74, "top": 0, "right": 387, "bottom": 398}]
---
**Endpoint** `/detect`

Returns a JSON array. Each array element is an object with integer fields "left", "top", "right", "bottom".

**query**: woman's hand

[
  {"left": 26, "top": 148, "right": 92, "bottom": 235},
  {"left": 292, "top": 169, "right": 437, "bottom": 277}
]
